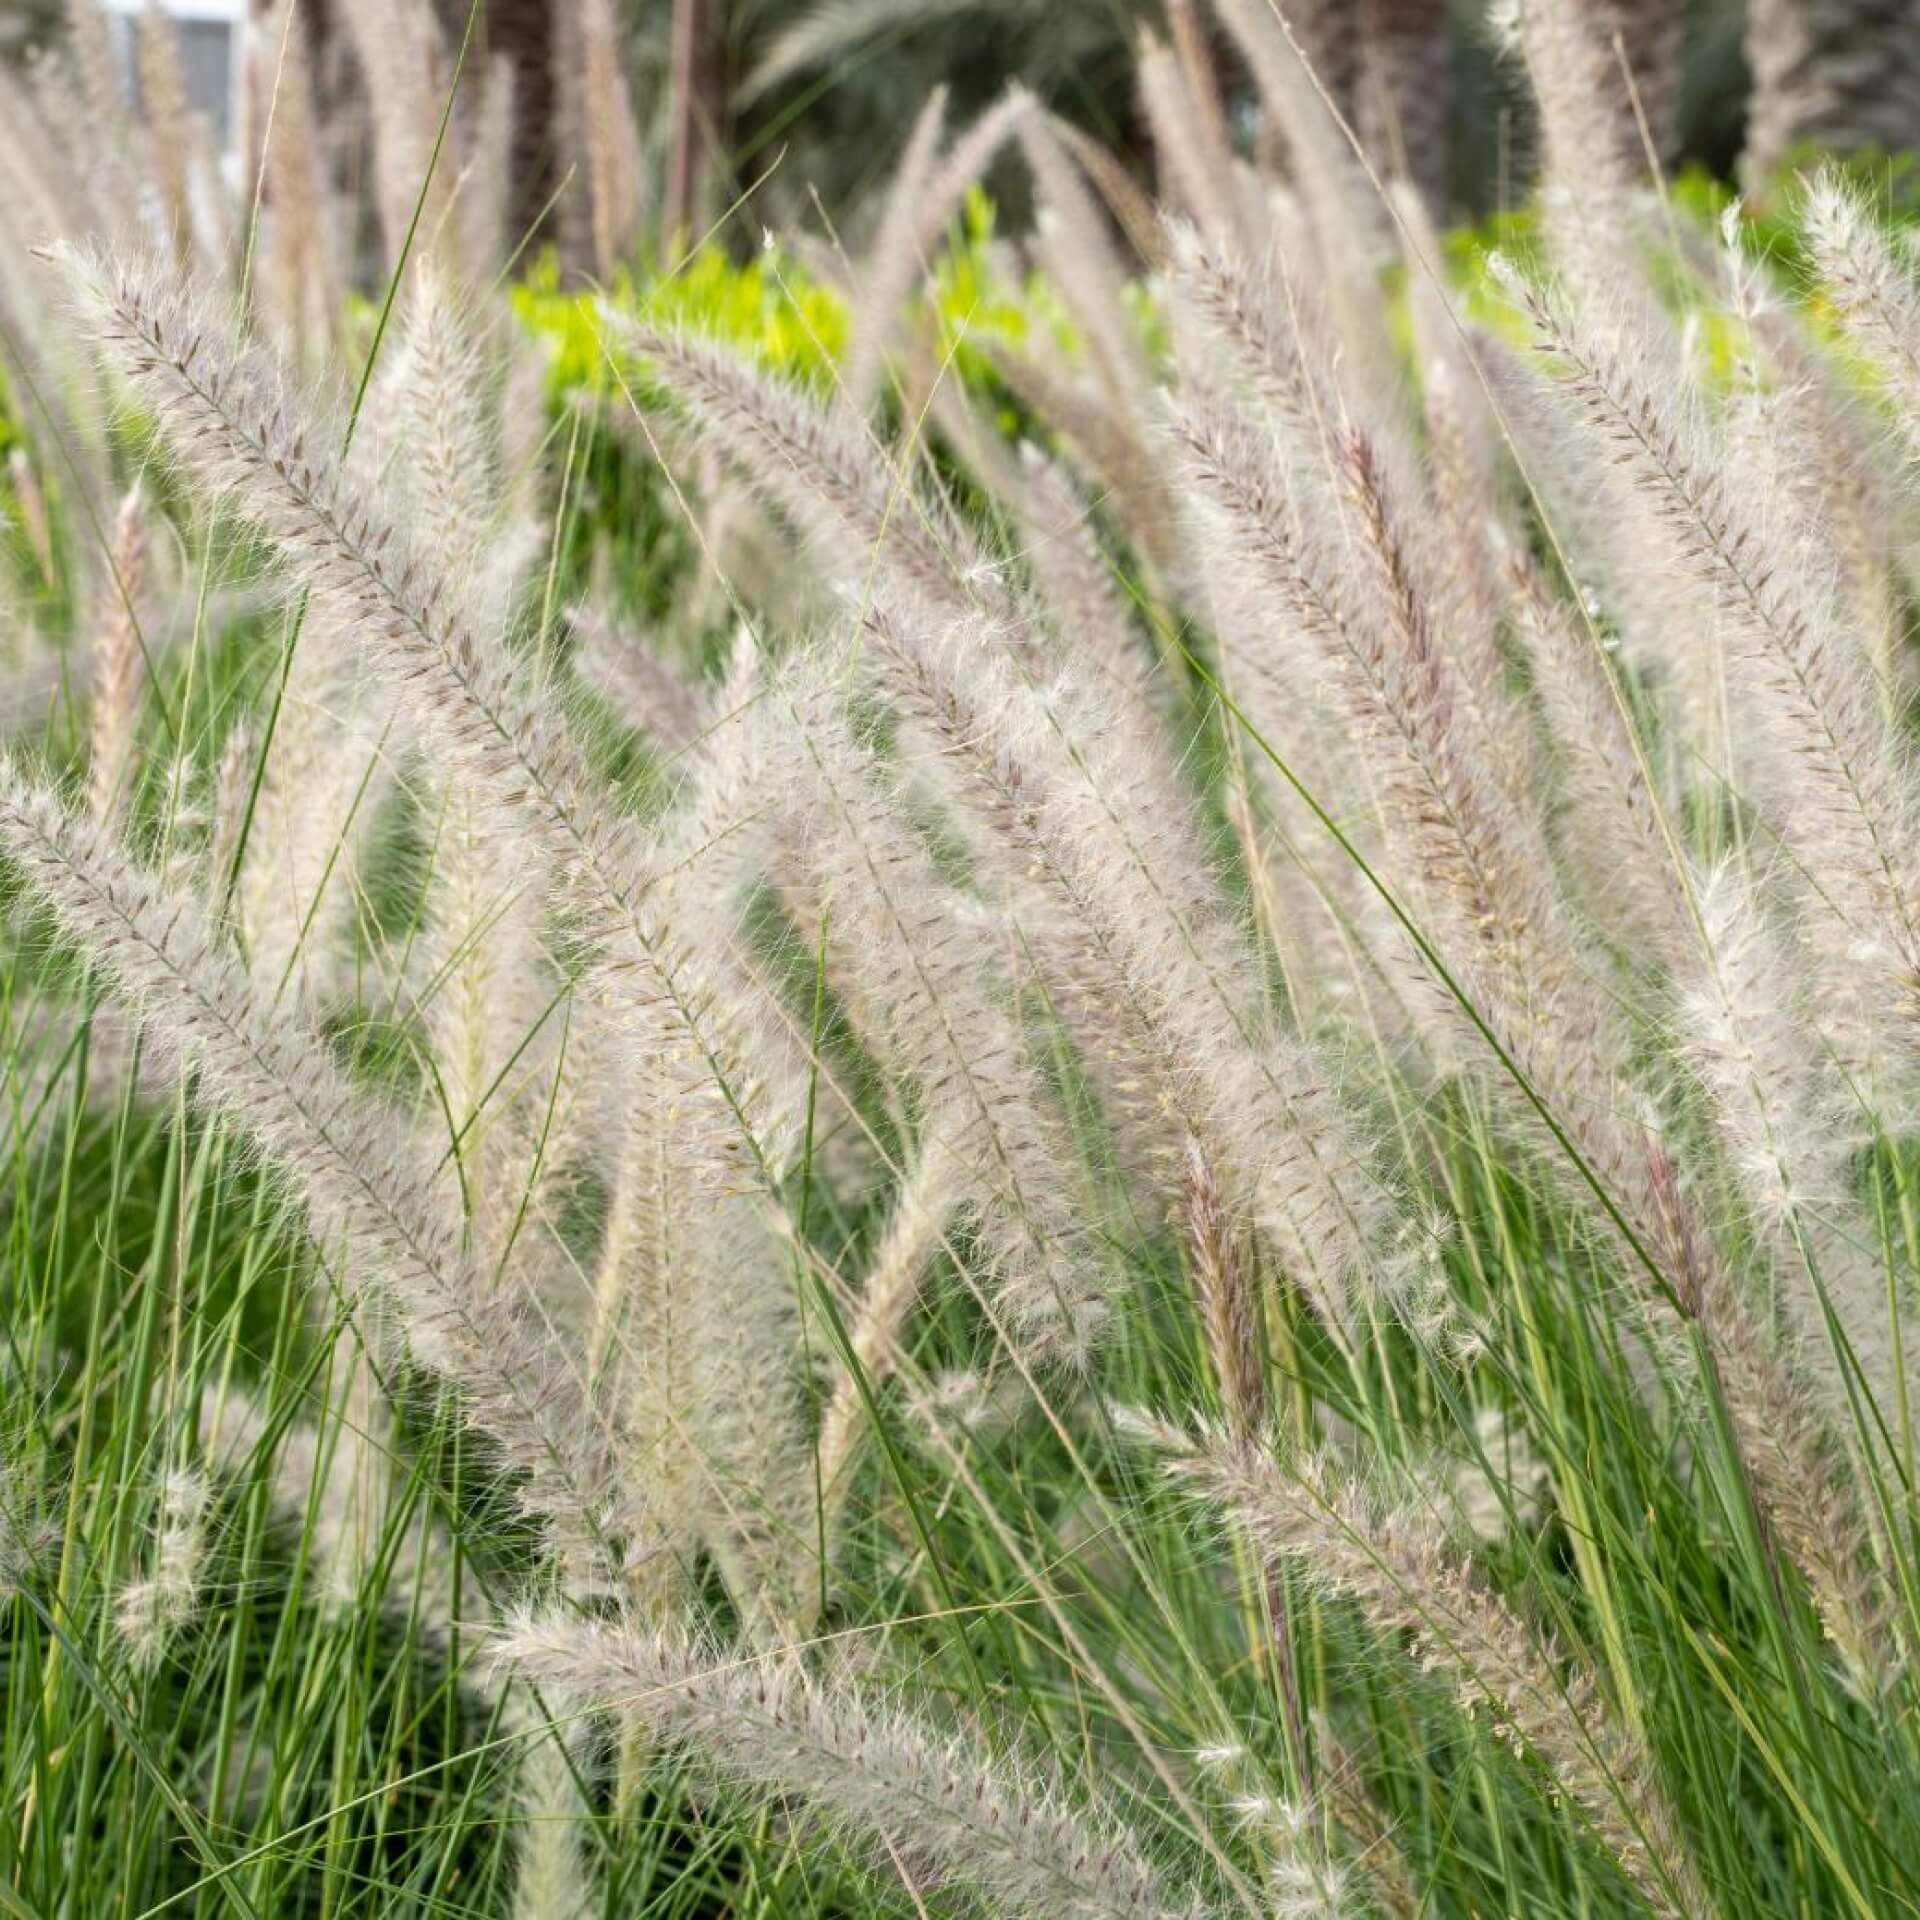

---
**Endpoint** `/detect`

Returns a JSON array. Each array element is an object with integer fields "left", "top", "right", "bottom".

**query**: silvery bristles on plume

[
  {"left": 5, "top": 0, "right": 1920, "bottom": 1915},
  {"left": 0, "top": 0, "right": 539, "bottom": 765}
]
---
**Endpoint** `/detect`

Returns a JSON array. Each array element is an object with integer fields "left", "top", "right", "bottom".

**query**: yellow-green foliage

[
  {"left": 1446, "top": 162, "right": 1920, "bottom": 351},
  {"left": 926, "top": 186, "right": 1040, "bottom": 385},
  {"left": 926, "top": 187, "right": 1168, "bottom": 394},
  {"left": 515, "top": 243, "right": 849, "bottom": 398},
  {"left": 510, "top": 191, "right": 1146, "bottom": 416},
  {"left": 506, "top": 179, "right": 1920, "bottom": 599}
]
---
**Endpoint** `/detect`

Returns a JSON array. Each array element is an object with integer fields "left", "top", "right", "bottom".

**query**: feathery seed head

[{"left": 115, "top": 1466, "right": 209, "bottom": 1670}]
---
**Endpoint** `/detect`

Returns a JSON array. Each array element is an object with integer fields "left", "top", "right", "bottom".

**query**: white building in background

[{"left": 101, "top": 0, "right": 247, "bottom": 156}]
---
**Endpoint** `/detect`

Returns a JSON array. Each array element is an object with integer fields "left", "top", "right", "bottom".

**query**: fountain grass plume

[
  {"left": 496, "top": 1610, "right": 1229, "bottom": 1920},
  {"left": 0, "top": 766, "right": 620, "bottom": 1579},
  {"left": 1149, "top": 1418, "right": 1711, "bottom": 1920}
]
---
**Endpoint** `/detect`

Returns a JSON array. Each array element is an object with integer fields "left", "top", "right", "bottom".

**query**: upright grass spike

[
  {"left": 335, "top": 0, "right": 455, "bottom": 279},
  {"left": 135, "top": 3, "right": 196, "bottom": 272},
  {"left": 1492, "top": 0, "right": 1653, "bottom": 302},
  {"left": 1802, "top": 170, "right": 1920, "bottom": 469},
  {"left": 1172, "top": 303, "right": 1893, "bottom": 1692},
  {"left": 253, "top": 1, "right": 341, "bottom": 367},
  {"left": 781, "top": 672, "right": 1110, "bottom": 1366},
  {"left": 1137, "top": 27, "right": 1244, "bottom": 248},
  {"left": 230, "top": 593, "right": 394, "bottom": 1016},
  {"left": 85, "top": 483, "right": 148, "bottom": 835},
  {"left": 841, "top": 84, "right": 951, "bottom": 416},
  {"left": 1496, "top": 253, "right": 1920, "bottom": 1046},
  {"left": 385, "top": 270, "right": 584, "bottom": 1260},
  {"left": 854, "top": 591, "right": 1397, "bottom": 1332},
  {"left": 813, "top": 1131, "right": 965, "bottom": 1509},
  {"left": 1010, "top": 444, "right": 1155, "bottom": 712},
  {"left": 1503, "top": 552, "right": 1692, "bottom": 967},
  {"left": 616, "top": 318, "right": 1013, "bottom": 624},
  {"left": 578, "top": 0, "right": 646, "bottom": 278},
  {"left": 1180, "top": 1135, "right": 1266, "bottom": 1441},
  {"left": 1015, "top": 102, "right": 1154, "bottom": 424},
  {"left": 114, "top": 1466, "right": 209, "bottom": 1672}
]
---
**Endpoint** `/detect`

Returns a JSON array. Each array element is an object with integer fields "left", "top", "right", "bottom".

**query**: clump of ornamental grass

[{"left": 9, "top": 4, "right": 1920, "bottom": 1918}]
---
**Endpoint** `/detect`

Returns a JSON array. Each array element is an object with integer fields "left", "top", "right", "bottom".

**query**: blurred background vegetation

[{"left": 2, "top": 0, "right": 1915, "bottom": 274}]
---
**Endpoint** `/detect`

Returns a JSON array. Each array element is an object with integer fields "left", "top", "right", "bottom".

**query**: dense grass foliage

[{"left": 10, "top": 4, "right": 1920, "bottom": 1918}]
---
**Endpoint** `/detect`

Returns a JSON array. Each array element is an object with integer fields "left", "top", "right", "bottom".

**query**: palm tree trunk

[
  {"left": 1602, "top": 0, "right": 1687, "bottom": 168},
  {"left": 664, "top": 0, "right": 710, "bottom": 243},
  {"left": 1356, "top": 0, "right": 1453, "bottom": 215},
  {"left": 470, "top": 0, "right": 562, "bottom": 259}
]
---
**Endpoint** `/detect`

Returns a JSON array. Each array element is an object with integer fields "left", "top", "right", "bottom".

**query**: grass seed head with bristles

[
  {"left": 1502, "top": 550, "right": 1692, "bottom": 968},
  {"left": 1014, "top": 101, "right": 1153, "bottom": 420},
  {"left": 1150, "top": 1420, "right": 1711, "bottom": 1920},
  {"left": 1009, "top": 443, "right": 1155, "bottom": 710},
  {"left": 64, "top": 244, "right": 803, "bottom": 1202},
  {"left": 1173, "top": 302, "right": 1894, "bottom": 1672},
  {"left": 508, "top": 1719, "right": 600, "bottom": 1920},
  {"left": 840, "top": 83, "right": 951, "bottom": 415},
  {"left": 1675, "top": 859, "right": 1916, "bottom": 1450},
  {"left": 778, "top": 669, "right": 1112, "bottom": 1366},
  {"left": 1167, "top": 382, "right": 1631, "bottom": 1155},
  {"left": 1635, "top": 1133, "right": 1895, "bottom": 1693},
  {"left": 813, "top": 1130, "right": 966, "bottom": 1507},
  {"left": 1179, "top": 1134, "right": 1266, "bottom": 1440},
  {"left": 616, "top": 318, "right": 1014, "bottom": 624},
  {"left": 135, "top": 2, "right": 196, "bottom": 272},
  {"left": 334, "top": 0, "right": 454, "bottom": 279},
  {"left": 1493, "top": 250, "right": 1920, "bottom": 1045},
  {"left": 589, "top": 1077, "right": 705, "bottom": 1587},
  {"left": 567, "top": 600, "right": 709, "bottom": 753},
  {"left": 1681, "top": 860, "right": 1856, "bottom": 1240},
  {"left": 1493, "top": 0, "right": 1651, "bottom": 302},
  {"left": 231, "top": 600, "right": 395, "bottom": 1015},
  {"left": 0, "top": 768, "right": 624, "bottom": 1581},
  {"left": 381, "top": 270, "right": 579, "bottom": 1238},
  {"left": 852, "top": 588, "right": 1399, "bottom": 1330},
  {"left": 85, "top": 482, "right": 148, "bottom": 834},
  {"left": 495, "top": 1610, "right": 1230, "bottom": 1920},
  {"left": 252, "top": 1, "right": 341, "bottom": 367},
  {"left": 678, "top": 1177, "right": 821, "bottom": 1645},
  {"left": 1136, "top": 27, "right": 1244, "bottom": 248},
  {"left": 115, "top": 1466, "right": 209, "bottom": 1672},
  {"left": 1802, "top": 169, "right": 1920, "bottom": 467},
  {"left": 579, "top": 0, "right": 647, "bottom": 279}
]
